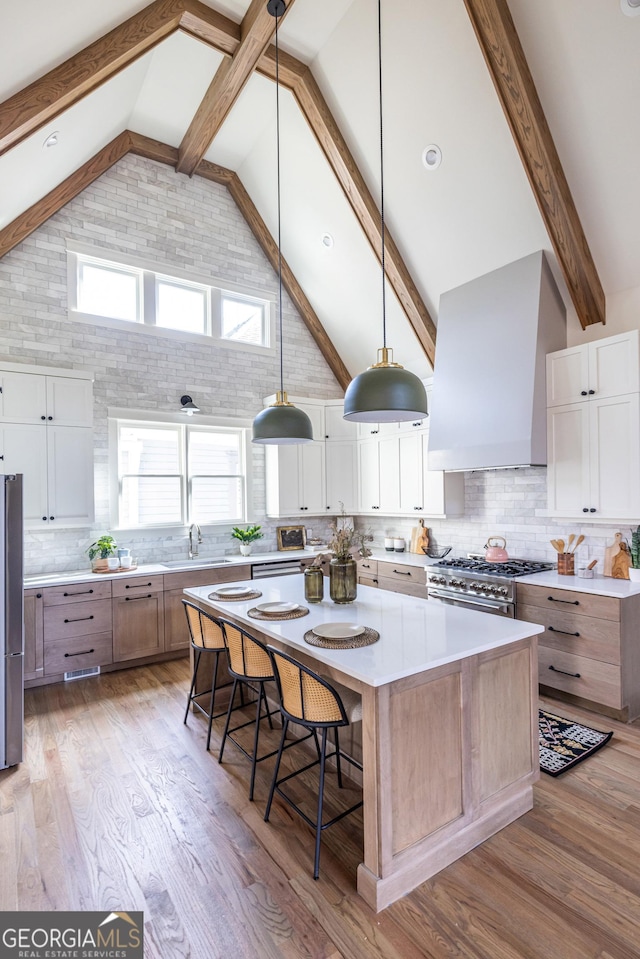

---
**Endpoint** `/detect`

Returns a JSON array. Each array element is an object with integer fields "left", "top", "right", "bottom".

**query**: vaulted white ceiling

[{"left": 1, "top": 0, "right": 639, "bottom": 381}]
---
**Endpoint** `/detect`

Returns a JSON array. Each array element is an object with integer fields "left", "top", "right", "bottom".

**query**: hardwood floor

[{"left": 2, "top": 658, "right": 640, "bottom": 958}]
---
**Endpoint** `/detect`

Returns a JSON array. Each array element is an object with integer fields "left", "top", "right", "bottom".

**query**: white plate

[
  {"left": 214, "top": 586, "right": 254, "bottom": 596},
  {"left": 255, "top": 602, "right": 299, "bottom": 614},
  {"left": 312, "top": 623, "right": 365, "bottom": 640}
]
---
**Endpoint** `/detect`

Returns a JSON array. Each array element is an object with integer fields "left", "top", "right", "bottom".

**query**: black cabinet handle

[
  {"left": 49, "top": 516, "right": 54, "bottom": 520},
  {"left": 48, "top": 416, "right": 53, "bottom": 421},
  {"left": 548, "top": 626, "right": 580, "bottom": 637},
  {"left": 588, "top": 389, "right": 595, "bottom": 395},
  {"left": 64, "top": 615, "right": 94, "bottom": 623},
  {"left": 393, "top": 569, "right": 412, "bottom": 576},
  {"left": 36, "top": 593, "right": 42, "bottom": 599},
  {"left": 583, "top": 508, "right": 589, "bottom": 512},
  {"left": 42, "top": 516, "right": 47, "bottom": 521},
  {"left": 0, "top": 456, "right": 3, "bottom": 461},
  {"left": 548, "top": 596, "right": 580, "bottom": 605},
  {"left": 64, "top": 589, "right": 94, "bottom": 597},
  {"left": 125, "top": 594, "right": 152, "bottom": 601},
  {"left": 125, "top": 582, "right": 152, "bottom": 589},
  {"left": 41, "top": 415, "right": 46, "bottom": 420},
  {"left": 548, "top": 665, "right": 581, "bottom": 678},
  {"left": 64, "top": 648, "right": 95, "bottom": 658},
  {"left": 373, "top": 578, "right": 378, "bottom": 584},
  {"left": 580, "top": 391, "right": 588, "bottom": 396},
  {"left": 590, "top": 508, "right": 596, "bottom": 513}
]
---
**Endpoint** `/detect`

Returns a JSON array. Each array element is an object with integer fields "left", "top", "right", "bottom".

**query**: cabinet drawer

[
  {"left": 377, "top": 576, "right": 428, "bottom": 600},
  {"left": 517, "top": 603, "right": 621, "bottom": 664},
  {"left": 111, "top": 573, "right": 164, "bottom": 597},
  {"left": 357, "top": 558, "right": 378, "bottom": 576},
  {"left": 44, "top": 631, "right": 113, "bottom": 675},
  {"left": 42, "top": 580, "right": 112, "bottom": 605},
  {"left": 162, "top": 564, "right": 251, "bottom": 590},
  {"left": 538, "top": 645, "right": 622, "bottom": 709},
  {"left": 44, "top": 598, "right": 112, "bottom": 639},
  {"left": 516, "top": 584, "right": 619, "bottom": 622},
  {"left": 378, "top": 561, "right": 425, "bottom": 583}
]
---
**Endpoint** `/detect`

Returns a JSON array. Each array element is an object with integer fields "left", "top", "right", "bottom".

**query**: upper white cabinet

[
  {"left": 265, "top": 401, "right": 326, "bottom": 517},
  {"left": 0, "top": 367, "right": 93, "bottom": 426},
  {"left": 0, "top": 364, "right": 94, "bottom": 528},
  {"left": 547, "top": 331, "right": 640, "bottom": 407},
  {"left": 325, "top": 441, "right": 357, "bottom": 514},
  {"left": 547, "top": 395, "right": 640, "bottom": 519},
  {"left": 323, "top": 403, "right": 356, "bottom": 441}
]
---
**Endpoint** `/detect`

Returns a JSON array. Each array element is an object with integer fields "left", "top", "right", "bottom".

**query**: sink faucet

[{"left": 188, "top": 523, "right": 203, "bottom": 559}]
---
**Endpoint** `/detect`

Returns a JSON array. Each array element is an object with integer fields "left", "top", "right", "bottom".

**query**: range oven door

[{"left": 428, "top": 589, "right": 515, "bottom": 618}]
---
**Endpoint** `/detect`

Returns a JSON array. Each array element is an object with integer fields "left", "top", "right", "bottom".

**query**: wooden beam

[
  {"left": 257, "top": 51, "right": 437, "bottom": 367},
  {"left": 0, "top": 0, "right": 240, "bottom": 158},
  {"left": 0, "top": 132, "right": 132, "bottom": 258},
  {"left": 177, "top": 0, "right": 295, "bottom": 177},
  {"left": 462, "top": 0, "right": 605, "bottom": 329}
]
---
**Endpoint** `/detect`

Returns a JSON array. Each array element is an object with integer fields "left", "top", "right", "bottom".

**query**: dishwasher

[{"left": 251, "top": 559, "right": 304, "bottom": 579}]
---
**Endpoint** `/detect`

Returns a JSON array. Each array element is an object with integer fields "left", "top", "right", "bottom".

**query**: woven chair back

[
  {"left": 269, "top": 648, "right": 347, "bottom": 726},
  {"left": 222, "top": 621, "right": 273, "bottom": 680},
  {"left": 183, "top": 601, "right": 225, "bottom": 651}
]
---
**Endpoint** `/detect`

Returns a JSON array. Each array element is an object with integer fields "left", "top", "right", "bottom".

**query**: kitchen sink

[{"left": 161, "top": 558, "right": 233, "bottom": 569}]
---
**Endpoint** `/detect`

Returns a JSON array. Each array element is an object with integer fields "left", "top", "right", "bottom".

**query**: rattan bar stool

[
  {"left": 182, "top": 600, "right": 234, "bottom": 752},
  {"left": 264, "top": 646, "right": 363, "bottom": 880},
  {"left": 218, "top": 619, "right": 284, "bottom": 801}
]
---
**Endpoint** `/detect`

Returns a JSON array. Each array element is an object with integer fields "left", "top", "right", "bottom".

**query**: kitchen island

[{"left": 185, "top": 575, "right": 544, "bottom": 911}]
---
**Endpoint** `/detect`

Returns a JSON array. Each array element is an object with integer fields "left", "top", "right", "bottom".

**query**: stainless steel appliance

[
  {"left": 251, "top": 559, "right": 304, "bottom": 579},
  {"left": 1, "top": 474, "right": 24, "bottom": 769},
  {"left": 426, "top": 555, "right": 554, "bottom": 618}
]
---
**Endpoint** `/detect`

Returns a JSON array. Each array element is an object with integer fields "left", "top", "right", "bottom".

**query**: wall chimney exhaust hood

[{"left": 428, "top": 251, "right": 566, "bottom": 472}]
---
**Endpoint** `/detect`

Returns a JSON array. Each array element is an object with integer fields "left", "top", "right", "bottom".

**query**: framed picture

[{"left": 276, "top": 525, "right": 306, "bottom": 551}]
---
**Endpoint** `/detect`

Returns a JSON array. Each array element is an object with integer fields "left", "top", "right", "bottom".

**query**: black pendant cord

[
  {"left": 377, "top": 0, "right": 387, "bottom": 351},
  {"left": 274, "top": 8, "right": 284, "bottom": 396}
]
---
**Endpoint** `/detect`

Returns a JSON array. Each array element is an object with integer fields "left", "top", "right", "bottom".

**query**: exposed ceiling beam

[
  {"left": 177, "top": 0, "right": 295, "bottom": 177},
  {"left": 462, "top": 0, "right": 605, "bottom": 329},
  {"left": 0, "top": 0, "right": 240, "bottom": 158},
  {"left": 258, "top": 51, "right": 437, "bottom": 368},
  {"left": 0, "top": 132, "right": 132, "bottom": 257}
]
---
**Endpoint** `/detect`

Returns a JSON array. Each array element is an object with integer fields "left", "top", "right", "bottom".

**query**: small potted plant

[
  {"left": 87, "top": 533, "right": 118, "bottom": 572},
  {"left": 231, "top": 524, "right": 263, "bottom": 556},
  {"left": 628, "top": 526, "right": 640, "bottom": 582},
  {"left": 324, "top": 505, "right": 373, "bottom": 604}
]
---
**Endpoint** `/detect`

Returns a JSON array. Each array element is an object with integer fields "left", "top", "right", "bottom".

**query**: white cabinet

[
  {"left": 265, "top": 402, "right": 326, "bottom": 517},
  {"left": 547, "top": 332, "right": 640, "bottom": 407},
  {"left": 324, "top": 403, "right": 357, "bottom": 441},
  {"left": 0, "top": 365, "right": 94, "bottom": 528},
  {"left": 547, "top": 394, "right": 640, "bottom": 519},
  {"left": 326, "top": 441, "right": 357, "bottom": 514},
  {"left": 357, "top": 440, "right": 381, "bottom": 513}
]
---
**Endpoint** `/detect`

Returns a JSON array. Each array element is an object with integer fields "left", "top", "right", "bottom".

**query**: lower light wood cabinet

[
  {"left": 163, "top": 564, "right": 251, "bottom": 651},
  {"left": 516, "top": 582, "right": 640, "bottom": 721},
  {"left": 24, "top": 588, "right": 44, "bottom": 682},
  {"left": 377, "top": 559, "right": 428, "bottom": 599},
  {"left": 112, "top": 574, "right": 165, "bottom": 662}
]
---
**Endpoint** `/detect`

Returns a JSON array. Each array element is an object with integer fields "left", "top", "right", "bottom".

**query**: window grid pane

[
  {"left": 78, "top": 262, "right": 140, "bottom": 322},
  {"left": 156, "top": 279, "right": 208, "bottom": 335},
  {"left": 221, "top": 295, "right": 266, "bottom": 346}
]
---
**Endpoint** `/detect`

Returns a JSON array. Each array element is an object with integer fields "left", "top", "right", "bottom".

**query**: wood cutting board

[
  {"left": 604, "top": 532, "right": 624, "bottom": 577},
  {"left": 409, "top": 519, "right": 430, "bottom": 555},
  {"left": 612, "top": 542, "right": 631, "bottom": 580}
]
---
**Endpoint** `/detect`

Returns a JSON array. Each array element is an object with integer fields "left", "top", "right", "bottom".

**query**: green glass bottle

[{"left": 304, "top": 565, "right": 324, "bottom": 603}]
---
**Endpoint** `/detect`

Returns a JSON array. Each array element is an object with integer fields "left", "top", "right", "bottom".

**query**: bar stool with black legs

[
  {"left": 182, "top": 600, "right": 234, "bottom": 752},
  {"left": 217, "top": 619, "right": 284, "bottom": 801},
  {"left": 264, "top": 645, "right": 363, "bottom": 880}
]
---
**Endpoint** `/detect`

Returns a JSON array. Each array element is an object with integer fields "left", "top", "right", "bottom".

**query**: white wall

[{"left": 0, "top": 154, "right": 341, "bottom": 573}]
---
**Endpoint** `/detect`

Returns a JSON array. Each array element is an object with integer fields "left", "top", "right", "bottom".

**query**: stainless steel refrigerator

[{"left": 1, "top": 474, "right": 23, "bottom": 769}]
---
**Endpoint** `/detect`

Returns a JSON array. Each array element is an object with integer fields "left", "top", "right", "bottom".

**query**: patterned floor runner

[{"left": 539, "top": 708, "right": 613, "bottom": 777}]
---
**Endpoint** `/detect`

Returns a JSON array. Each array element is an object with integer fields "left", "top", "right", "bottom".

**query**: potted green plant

[
  {"left": 324, "top": 506, "right": 373, "bottom": 604},
  {"left": 628, "top": 526, "right": 640, "bottom": 582},
  {"left": 231, "top": 524, "right": 263, "bottom": 556},
  {"left": 86, "top": 533, "right": 118, "bottom": 572}
]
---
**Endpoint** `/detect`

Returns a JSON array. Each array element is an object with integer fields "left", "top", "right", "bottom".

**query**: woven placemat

[
  {"left": 208, "top": 589, "right": 262, "bottom": 602},
  {"left": 248, "top": 605, "right": 310, "bottom": 621},
  {"left": 304, "top": 626, "right": 379, "bottom": 649}
]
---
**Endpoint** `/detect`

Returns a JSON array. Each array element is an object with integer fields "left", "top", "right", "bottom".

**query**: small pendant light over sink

[
  {"left": 252, "top": 0, "right": 313, "bottom": 445},
  {"left": 343, "top": 0, "right": 427, "bottom": 424}
]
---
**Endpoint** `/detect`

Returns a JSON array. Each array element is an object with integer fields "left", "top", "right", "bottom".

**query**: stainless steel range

[{"left": 426, "top": 556, "right": 554, "bottom": 618}]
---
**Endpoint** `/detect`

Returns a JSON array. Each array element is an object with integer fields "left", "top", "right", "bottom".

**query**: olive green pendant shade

[
  {"left": 252, "top": 391, "right": 313, "bottom": 444},
  {"left": 343, "top": 348, "right": 428, "bottom": 423}
]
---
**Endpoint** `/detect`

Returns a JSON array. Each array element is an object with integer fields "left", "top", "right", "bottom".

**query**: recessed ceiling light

[
  {"left": 422, "top": 144, "right": 442, "bottom": 170},
  {"left": 321, "top": 233, "right": 334, "bottom": 249},
  {"left": 43, "top": 131, "right": 59, "bottom": 148},
  {"left": 621, "top": 0, "right": 640, "bottom": 15}
]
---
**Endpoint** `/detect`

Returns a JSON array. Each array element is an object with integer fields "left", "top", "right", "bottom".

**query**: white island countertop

[{"left": 185, "top": 574, "right": 544, "bottom": 688}]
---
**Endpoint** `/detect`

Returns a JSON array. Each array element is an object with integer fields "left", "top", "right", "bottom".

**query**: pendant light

[
  {"left": 252, "top": 0, "right": 313, "bottom": 445},
  {"left": 343, "top": 0, "right": 428, "bottom": 424}
]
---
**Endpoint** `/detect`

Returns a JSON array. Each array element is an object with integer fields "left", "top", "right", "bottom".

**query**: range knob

[{"left": 497, "top": 586, "right": 509, "bottom": 598}]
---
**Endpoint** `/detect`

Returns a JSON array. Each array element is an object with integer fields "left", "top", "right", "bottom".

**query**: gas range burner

[{"left": 433, "top": 557, "right": 554, "bottom": 578}]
